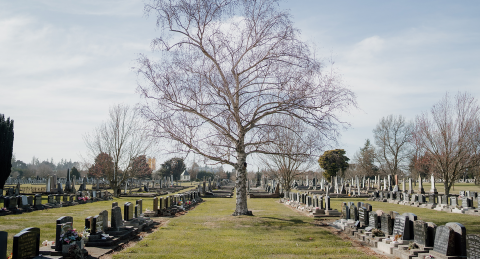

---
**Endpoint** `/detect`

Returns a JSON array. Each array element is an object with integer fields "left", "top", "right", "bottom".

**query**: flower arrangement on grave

[
  {"left": 60, "top": 229, "right": 83, "bottom": 245},
  {"left": 393, "top": 234, "right": 402, "bottom": 241},
  {"left": 371, "top": 229, "right": 384, "bottom": 237},
  {"left": 82, "top": 227, "right": 90, "bottom": 241},
  {"left": 407, "top": 242, "right": 419, "bottom": 250}
]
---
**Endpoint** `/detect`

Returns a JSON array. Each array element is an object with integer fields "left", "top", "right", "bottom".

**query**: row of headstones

[
  {"left": 342, "top": 202, "right": 480, "bottom": 257},
  {"left": 287, "top": 192, "right": 333, "bottom": 210},
  {"left": 373, "top": 190, "right": 478, "bottom": 208},
  {"left": 2, "top": 191, "right": 109, "bottom": 213}
]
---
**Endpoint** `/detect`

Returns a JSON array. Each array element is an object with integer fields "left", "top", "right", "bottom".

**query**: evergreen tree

[
  {"left": 318, "top": 149, "right": 349, "bottom": 180},
  {"left": 0, "top": 114, "right": 14, "bottom": 189}
]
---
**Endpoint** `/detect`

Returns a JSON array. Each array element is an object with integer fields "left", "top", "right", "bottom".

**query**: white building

[{"left": 180, "top": 170, "right": 190, "bottom": 181}]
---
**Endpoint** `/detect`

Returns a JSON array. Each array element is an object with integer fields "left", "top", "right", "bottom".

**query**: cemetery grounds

[{"left": 3, "top": 182, "right": 480, "bottom": 258}]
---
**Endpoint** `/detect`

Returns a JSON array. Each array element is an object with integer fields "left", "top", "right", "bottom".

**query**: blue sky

[{"left": 1, "top": 0, "right": 479, "bottom": 170}]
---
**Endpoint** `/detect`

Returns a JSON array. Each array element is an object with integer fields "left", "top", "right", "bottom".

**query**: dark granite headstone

[
  {"left": 445, "top": 222, "right": 466, "bottom": 256},
  {"left": 433, "top": 225, "right": 455, "bottom": 256},
  {"left": 467, "top": 234, "right": 480, "bottom": 259},
  {"left": 153, "top": 197, "right": 158, "bottom": 211},
  {"left": 12, "top": 227, "right": 40, "bottom": 259},
  {"left": 100, "top": 210, "right": 108, "bottom": 230},
  {"left": 381, "top": 213, "right": 393, "bottom": 235},
  {"left": 350, "top": 205, "right": 358, "bottom": 221},
  {"left": 111, "top": 206, "right": 123, "bottom": 230},
  {"left": 426, "top": 222, "right": 437, "bottom": 248},
  {"left": 0, "top": 231, "right": 7, "bottom": 259},
  {"left": 359, "top": 207, "right": 369, "bottom": 228},
  {"left": 55, "top": 216, "right": 73, "bottom": 251},
  {"left": 34, "top": 195, "right": 42, "bottom": 206},
  {"left": 341, "top": 203, "right": 348, "bottom": 219},
  {"left": 369, "top": 212, "right": 379, "bottom": 229},
  {"left": 112, "top": 202, "right": 118, "bottom": 208},
  {"left": 85, "top": 216, "right": 92, "bottom": 231},
  {"left": 92, "top": 214, "right": 103, "bottom": 234},
  {"left": 124, "top": 202, "right": 133, "bottom": 221},
  {"left": 414, "top": 220, "right": 428, "bottom": 246}
]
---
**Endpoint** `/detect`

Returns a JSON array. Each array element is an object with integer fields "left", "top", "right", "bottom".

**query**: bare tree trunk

[
  {"left": 444, "top": 181, "right": 449, "bottom": 197},
  {"left": 233, "top": 150, "right": 249, "bottom": 216}
]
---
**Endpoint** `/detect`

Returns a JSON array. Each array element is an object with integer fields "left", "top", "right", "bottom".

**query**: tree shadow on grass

[{"left": 258, "top": 216, "right": 307, "bottom": 226}]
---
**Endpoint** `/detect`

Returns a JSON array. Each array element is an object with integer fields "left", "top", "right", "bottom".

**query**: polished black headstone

[
  {"left": 350, "top": 205, "right": 358, "bottom": 221},
  {"left": 0, "top": 231, "right": 7, "bottom": 259},
  {"left": 414, "top": 220, "right": 428, "bottom": 246},
  {"left": 445, "top": 222, "right": 466, "bottom": 256},
  {"left": 55, "top": 216, "right": 73, "bottom": 251},
  {"left": 381, "top": 213, "right": 393, "bottom": 235},
  {"left": 393, "top": 215, "right": 409, "bottom": 239},
  {"left": 12, "top": 227, "right": 40, "bottom": 259}
]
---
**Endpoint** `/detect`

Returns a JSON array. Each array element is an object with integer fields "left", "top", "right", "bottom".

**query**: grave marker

[
  {"left": 433, "top": 225, "right": 455, "bottom": 256},
  {"left": 467, "top": 234, "right": 480, "bottom": 259},
  {"left": 12, "top": 228, "right": 40, "bottom": 259},
  {"left": 0, "top": 231, "right": 7, "bottom": 259},
  {"left": 55, "top": 216, "right": 73, "bottom": 251},
  {"left": 111, "top": 206, "right": 123, "bottom": 230}
]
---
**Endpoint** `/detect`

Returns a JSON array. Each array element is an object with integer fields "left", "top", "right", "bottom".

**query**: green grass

[
  {"left": 113, "top": 198, "right": 376, "bottom": 259},
  {"left": 1, "top": 187, "right": 196, "bottom": 257}
]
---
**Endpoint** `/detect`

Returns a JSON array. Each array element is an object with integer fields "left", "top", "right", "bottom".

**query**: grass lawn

[
  {"left": 0, "top": 187, "right": 196, "bottom": 257},
  {"left": 113, "top": 198, "right": 377, "bottom": 259}
]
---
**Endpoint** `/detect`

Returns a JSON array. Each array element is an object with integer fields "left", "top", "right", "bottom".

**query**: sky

[{"left": 1, "top": 0, "right": 479, "bottom": 171}]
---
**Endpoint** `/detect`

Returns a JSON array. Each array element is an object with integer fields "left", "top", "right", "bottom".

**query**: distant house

[{"left": 180, "top": 170, "right": 190, "bottom": 181}]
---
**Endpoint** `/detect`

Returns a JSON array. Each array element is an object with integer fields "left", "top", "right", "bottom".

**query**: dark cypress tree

[{"left": 0, "top": 114, "right": 14, "bottom": 189}]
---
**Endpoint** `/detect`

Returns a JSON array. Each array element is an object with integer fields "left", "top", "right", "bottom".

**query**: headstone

[
  {"left": 85, "top": 216, "right": 92, "bottom": 231},
  {"left": 450, "top": 196, "right": 458, "bottom": 207},
  {"left": 341, "top": 203, "right": 348, "bottom": 219},
  {"left": 433, "top": 225, "right": 455, "bottom": 256},
  {"left": 92, "top": 214, "right": 104, "bottom": 234},
  {"left": 12, "top": 228, "right": 40, "bottom": 259},
  {"left": 467, "top": 234, "right": 480, "bottom": 259},
  {"left": 349, "top": 205, "right": 358, "bottom": 221},
  {"left": 426, "top": 222, "right": 437, "bottom": 247},
  {"left": 55, "top": 216, "right": 73, "bottom": 251},
  {"left": 153, "top": 197, "right": 158, "bottom": 211},
  {"left": 368, "top": 212, "right": 378, "bottom": 229},
  {"left": 381, "top": 213, "right": 393, "bottom": 235},
  {"left": 393, "top": 215, "right": 409, "bottom": 239},
  {"left": 111, "top": 206, "right": 123, "bottom": 230},
  {"left": 359, "top": 207, "right": 369, "bottom": 228},
  {"left": 0, "top": 231, "right": 7, "bottom": 259},
  {"left": 445, "top": 222, "right": 466, "bottom": 256},
  {"left": 414, "top": 220, "right": 428, "bottom": 246},
  {"left": 100, "top": 210, "right": 108, "bottom": 230},
  {"left": 136, "top": 199, "right": 143, "bottom": 216}
]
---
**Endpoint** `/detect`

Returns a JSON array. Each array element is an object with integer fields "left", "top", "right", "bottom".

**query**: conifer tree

[{"left": 0, "top": 114, "right": 14, "bottom": 189}]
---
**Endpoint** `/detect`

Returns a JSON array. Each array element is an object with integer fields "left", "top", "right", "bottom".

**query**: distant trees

[
  {"left": 0, "top": 114, "right": 14, "bottom": 189},
  {"left": 353, "top": 139, "right": 378, "bottom": 177},
  {"left": 318, "top": 149, "right": 350, "bottom": 180},
  {"left": 261, "top": 117, "right": 322, "bottom": 192},
  {"left": 70, "top": 167, "right": 81, "bottom": 179},
  {"left": 130, "top": 155, "right": 152, "bottom": 179},
  {"left": 373, "top": 114, "right": 413, "bottom": 178},
  {"left": 84, "top": 104, "right": 153, "bottom": 197},
  {"left": 87, "top": 152, "right": 114, "bottom": 179},
  {"left": 196, "top": 171, "right": 215, "bottom": 181},
  {"left": 158, "top": 157, "right": 186, "bottom": 180},
  {"left": 414, "top": 92, "right": 480, "bottom": 196}
]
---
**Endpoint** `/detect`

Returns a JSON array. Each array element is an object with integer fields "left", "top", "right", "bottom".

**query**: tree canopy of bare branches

[
  {"left": 260, "top": 117, "right": 322, "bottom": 192},
  {"left": 414, "top": 92, "right": 480, "bottom": 196},
  {"left": 84, "top": 104, "right": 153, "bottom": 197},
  {"left": 137, "top": 0, "right": 356, "bottom": 215},
  {"left": 373, "top": 114, "right": 413, "bottom": 177}
]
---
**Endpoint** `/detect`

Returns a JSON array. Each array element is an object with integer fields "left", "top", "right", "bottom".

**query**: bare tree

[
  {"left": 373, "top": 115, "right": 413, "bottom": 180},
  {"left": 414, "top": 92, "right": 480, "bottom": 196},
  {"left": 84, "top": 104, "right": 153, "bottom": 197},
  {"left": 260, "top": 117, "right": 323, "bottom": 192},
  {"left": 137, "top": 0, "right": 356, "bottom": 215}
]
